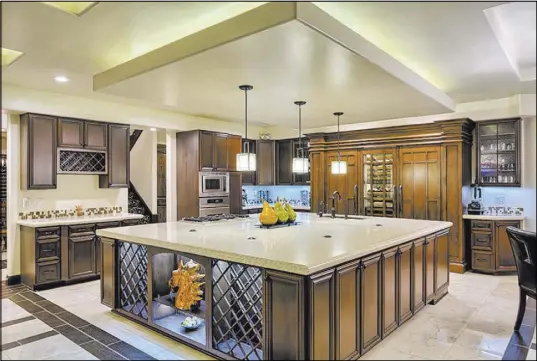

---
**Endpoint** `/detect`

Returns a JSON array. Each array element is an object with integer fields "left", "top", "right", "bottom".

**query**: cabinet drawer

[
  {"left": 471, "top": 220, "right": 492, "bottom": 232},
  {"left": 471, "top": 232, "right": 493, "bottom": 251},
  {"left": 68, "top": 224, "right": 95, "bottom": 236},
  {"left": 36, "top": 238, "right": 60, "bottom": 261},
  {"left": 96, "top": 221, "right": 121, "bottom": 229},
  {"left": 121, "top": 219, "right": 140, "bottom": 226},
  {"left": 36, "top": 260, "right": 60, "bottom": 284},
  {"left": 36, "top": 227, "right": 60, "bottom": 239},
  {"left": 472, "top": 251, "right": 494, "bottom": 272}
]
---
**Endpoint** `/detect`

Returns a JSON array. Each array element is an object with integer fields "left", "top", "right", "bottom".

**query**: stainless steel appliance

[
  {"left": 199, "top": 195, "right": 230, "bottom": 217},
  {"left": 199, "top": 172, "right": 229, "bottom": 197}
]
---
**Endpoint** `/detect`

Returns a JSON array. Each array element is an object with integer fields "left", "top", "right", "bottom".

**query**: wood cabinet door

[
  {"left": 213, "top": 133, "right": 229, "bottom": 170},
  {"left": 398, "top": 146, "right": 441, "bottom": 220},
  {"left": 413, "top": 239, "right": 426, "bottom": 313},
  {"left": 310, "top": 152, "right": 325, "bottom": 213},
  {"left": 276, "top": 139, "right": 294, "bottom": 185},
  {"left": 58, "top": 118, "right": 84, "bottom": 148},
  {"left": 100, "top": 238, "right": 116, "bottom": 308},
  {"left": 495, "top": 221, "right": 519, "bottom": 272},
  {"left": 95, "top": 222, "right": 120, "bottom": 275},
  {"left": 26, "top": 114, "right": 58, "bottom": 189},
  {"left": 68, "top": 235, "right": 96, "bottom": 279},
  {"left": 229, "top": 172, "right": 242, "bottom": 214},
  {"left": 293, "top": 137, "right": 310, "bottom": 185},
  {"left": 256, "top": 140, "right": 275, "bottom": 185},
  {"left": 308, "top": 270, "right": 335, "bottom": 360},
  {"left": 84, "top": 121, "right": 107, "bottom": 150},
  {"left": 425, "top": 235, "right": 436, "bottom": 303},
  {"left": 335, "top": 261, "right": 360, "bottom": 360},
  {"left": 227, "top": 135, "right": 241, "bottom": 171},
  {"left": 382, "top": 247, "right": 398, "bottom": 337},
  {"left": 199, "top": 131, "right": 214, "bottom": 170},
  {"left": 157, "top": 145, "right": 166, "bottom": 198},
  {"left": 435, "top": 232, "right": 449, "bottom": 294},
  {"left": 398, "top": 242, "right": 413, "bottom": 325},
  {"left": 100, "top": 124, "right": 129, "bottom": 188},
  {"left": 326, "top": 150, "right": 358, "bottom": 215},
  {"left": 360, "top": 254, "right": 381, "bottom": 353}
]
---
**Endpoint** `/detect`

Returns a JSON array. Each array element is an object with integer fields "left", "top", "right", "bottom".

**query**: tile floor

[{"left": 1, "top": 271, "right": 535, "bottom": 360}]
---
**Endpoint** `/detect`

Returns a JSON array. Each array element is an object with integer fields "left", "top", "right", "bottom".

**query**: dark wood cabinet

[
  {"left": 360, "top": 253, "right": 381, "bottom": 353},
  {"left": 398, "top": 242, "right": 413, "bottom": 325},
  {"left": 276, "top": 138, "right": 310, "bottom": 185},
  {"left": 413, "top": 238, "right": 426, "bottom": 313},
  {"left": 58, "top": 118, "right": 85, "bottom": 148},
  {"left": 20, "top": 114, "right": 58, "bottom": 190},
  {"left": 335, "top": 261, "right": 360, "bottom": 360},
  {"left": 99, "top": 124, "right": 130, "bottom": 188},
  {"left": 308, "top": 269, "right": 335, "bottom": 360},
  {"left": 256, "top": 140, "right": 275, "bottom": 185},
  {"left": 68, "top": 235, "right": 95, "bottom": 279},
  {"left": 100, "top": 237, "right": 116, "bottom": 308},
  {"left": 241, "top": 140, "right": 257, "bottom": 185},
  {"left": 58, "top": 118, "right": 107, "bottom": 150},
  {"left": 381, "top": 247, "right": 398, "bottom": 338},
  {"left": 469, "top": 219, "right": 520, "bottom": 273},
  {"left": 476, "top": 118, "right": 521, "bottom": 187},
  {"left": 84, "top": 121, "right": 108, "bottom": 150},
  {"left": 424, "top": 235, "right": 436, "bottom": 303},
  {"left": 199, "top": 132, "right": 238, "bottom": 171},
  {"left": 20, "top": 220, "right": 129, "bottom": 290}
]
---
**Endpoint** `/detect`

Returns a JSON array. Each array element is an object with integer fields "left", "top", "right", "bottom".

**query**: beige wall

[{"left": 130, "top": 129, "right": 158, "bottom": 213}]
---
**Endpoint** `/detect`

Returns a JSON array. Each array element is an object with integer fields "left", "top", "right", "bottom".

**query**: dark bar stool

[{"left": 506, "top": 226, "right": 536, "bottom": 331}]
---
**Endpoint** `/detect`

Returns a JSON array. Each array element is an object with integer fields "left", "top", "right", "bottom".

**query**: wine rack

[{"left": 362, "top": 151, "right": 395, "bottom": 217}]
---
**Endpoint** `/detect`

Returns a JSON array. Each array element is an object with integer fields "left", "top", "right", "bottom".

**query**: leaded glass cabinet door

[{"left": 362, "top": 149, "right": 396, "bottom": 217}]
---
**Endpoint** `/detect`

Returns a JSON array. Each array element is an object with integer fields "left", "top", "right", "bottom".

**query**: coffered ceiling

[{"left": 2, "top": 1, "right": 535, "bottom": 129}]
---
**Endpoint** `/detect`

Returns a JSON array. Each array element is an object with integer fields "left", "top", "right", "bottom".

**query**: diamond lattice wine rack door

[
  {"left": 118, "top": 242, "right": 149, "bottom": 320},
  {"left": 212, "top": 260, "right": 263, "bottom": 360}
]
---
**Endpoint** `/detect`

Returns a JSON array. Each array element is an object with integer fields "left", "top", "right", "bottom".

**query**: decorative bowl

[{"left": 181, "top": 316, "right": 202, "bottom": 331}]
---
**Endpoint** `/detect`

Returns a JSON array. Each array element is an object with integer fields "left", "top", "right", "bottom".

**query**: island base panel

[{"left": 102, "top": 229, "right": 450, "bottom": 360}]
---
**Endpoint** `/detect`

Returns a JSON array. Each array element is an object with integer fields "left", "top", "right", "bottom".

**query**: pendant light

[
  {"left": 292, "top": 101, "right": 309, "bottom": 173},
  {"left": 331, "top": 112, "right": 347, "bottom": 174},
  {"left": 236, "top": 85, "right": 256, "bottom": 171}
]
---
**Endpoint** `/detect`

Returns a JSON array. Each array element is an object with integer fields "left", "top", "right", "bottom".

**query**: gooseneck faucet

[
  {"left": 318, "top": 201, "right": 325, "bottom": 217},
  {"left": 331, "top": 191, "right": 342, "bottom": 218}
]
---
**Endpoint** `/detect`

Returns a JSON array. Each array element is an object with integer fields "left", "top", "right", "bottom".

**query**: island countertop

[{"left": 96, "top": 213, "right": 452, "bottom": 275}]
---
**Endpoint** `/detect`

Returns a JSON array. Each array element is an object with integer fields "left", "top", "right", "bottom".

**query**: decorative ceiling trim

[
  {"left": 42, "top": 2, "right": 99, "bottom": 17},
  {"left": 93, "top": 2, "right": 298, "bottom": 91}
]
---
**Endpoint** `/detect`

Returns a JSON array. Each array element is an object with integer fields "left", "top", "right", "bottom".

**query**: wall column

[
  {"left": 6, "top": 114, "right": 21, "bottom": 279},
  {"left": 166, "top": 130, "right": 177, "bottom": 222}
]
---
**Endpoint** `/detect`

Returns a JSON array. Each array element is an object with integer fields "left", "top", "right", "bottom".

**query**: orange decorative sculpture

[{"left": 168, "top": 260, "right": 205, "bottom": 311}]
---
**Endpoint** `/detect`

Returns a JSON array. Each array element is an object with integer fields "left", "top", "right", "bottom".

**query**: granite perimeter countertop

[{"left": 17, "top": 213, "right": 144, "bottom": 227}]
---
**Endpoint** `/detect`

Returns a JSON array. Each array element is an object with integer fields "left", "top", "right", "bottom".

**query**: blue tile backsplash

[{"left": 242, "top": 185, "right": 310, "bottom": 207}]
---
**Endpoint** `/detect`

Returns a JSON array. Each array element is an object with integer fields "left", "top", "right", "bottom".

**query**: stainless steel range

[{"left": 199, "top": 195, "right": 230, "bottom": 217}]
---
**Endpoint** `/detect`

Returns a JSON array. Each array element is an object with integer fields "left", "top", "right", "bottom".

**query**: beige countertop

[
  {"left": 96, "top": 213, "right": 452, "bottom": 275},
  {"left": 17, "top": 213, "right": 144, "bottom": 228},
  {"left": 462, "top": 214, "right": 525, "bottom": 221}
]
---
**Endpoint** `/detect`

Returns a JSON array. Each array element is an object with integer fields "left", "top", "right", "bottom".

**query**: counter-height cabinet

[
  {"left": 20, "top": 219, "right": 141, "bottom": 290},
  {"left": 476, "top": 118, "right": 521, "bottom": 187},
  {"left": 467, "top": 218, "right": 520, "bottom": 274}
]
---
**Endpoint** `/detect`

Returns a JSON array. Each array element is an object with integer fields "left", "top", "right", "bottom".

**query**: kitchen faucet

[
  {"left": 317, "top": 201, "right": 325, "bottom": 217},
  {"left": 331, "top": 191, "right": 342, "bottom": 218}
]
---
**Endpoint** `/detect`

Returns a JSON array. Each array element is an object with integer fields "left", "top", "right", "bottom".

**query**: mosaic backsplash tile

[{"left": 19, "top": 206, "right": 123, "bottom": 220}]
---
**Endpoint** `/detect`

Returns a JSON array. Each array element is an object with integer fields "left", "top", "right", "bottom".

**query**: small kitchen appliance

[{"left": 467, "top": 183, "right": 484, "bottom": 215}]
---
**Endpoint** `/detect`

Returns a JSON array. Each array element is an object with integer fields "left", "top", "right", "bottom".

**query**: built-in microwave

[{"left": 199, "top": 172, "right": 229, "bottom": 197}]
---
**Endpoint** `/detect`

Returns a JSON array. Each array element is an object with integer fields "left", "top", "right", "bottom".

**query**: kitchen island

[{"left": 97, "top": 213, "right": 451, "bottom": 360}]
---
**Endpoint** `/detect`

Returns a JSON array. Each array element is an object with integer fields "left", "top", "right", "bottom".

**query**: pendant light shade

[
  {"left": 292, "top": 101, "right": 309, "bottom": 173},
  {"left": 331, "top": 112, "right": 347, "bottom": 175},
  {"left": 237, "top": 85, "right": 256, "bottom": 171}
]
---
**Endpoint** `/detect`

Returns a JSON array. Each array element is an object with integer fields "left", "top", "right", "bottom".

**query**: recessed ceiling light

[
  {"left": 54, "top": 75, "right": 70, "bottom": 83},
  {"left": 150, "top": 128, "right": 156, "bottom": 131},
  {"left": 42, "top": 2, "right": 98, "bottom": 17},
  {"left": 2, "top": 47, "right": 24, "bottom": 67}
]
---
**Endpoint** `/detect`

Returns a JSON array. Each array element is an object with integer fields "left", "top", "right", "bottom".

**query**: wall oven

[{"left": 199, "top": 172, "right": 229, "bottom": 197}]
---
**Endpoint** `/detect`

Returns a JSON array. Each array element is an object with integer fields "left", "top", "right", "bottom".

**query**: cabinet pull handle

[
  {"left": 43, "top": 269, "right": 54, "bottom": 274},
  {"left": 477, "top": 258, "right": 488, "bottom": 262},
  {"left": 358, "top": 263, "right": 365, "bottom": 270},
  {"left": 396, "top": 249, "right": 403, "bottom": 256}
]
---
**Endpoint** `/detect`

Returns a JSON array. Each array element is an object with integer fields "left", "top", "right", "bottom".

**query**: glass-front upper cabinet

[
  {"left": 362, "top": 149, "right": 396, "bottom": 217},
  {"left": 476, "top": 119, "right": 520, "bottom": 187}
]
